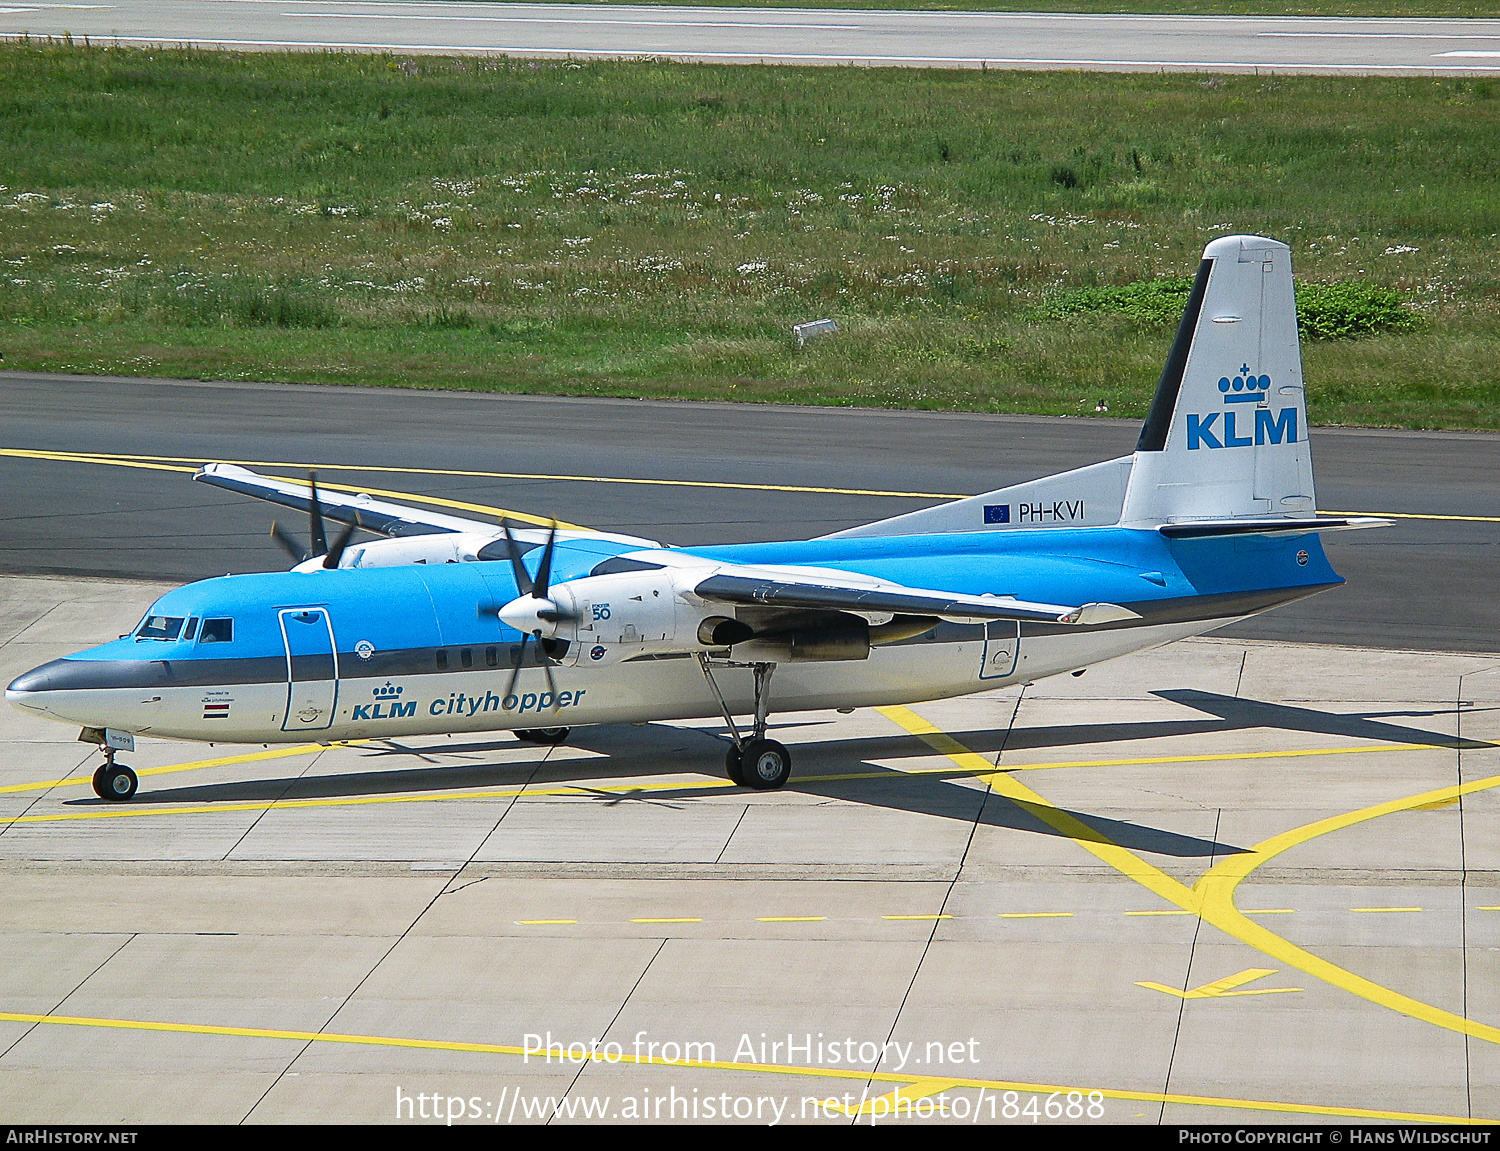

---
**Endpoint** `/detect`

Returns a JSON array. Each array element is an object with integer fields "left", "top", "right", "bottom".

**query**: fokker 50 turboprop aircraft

[{"left": 9, "top": 235, "right": 1387, "bottom": 801}]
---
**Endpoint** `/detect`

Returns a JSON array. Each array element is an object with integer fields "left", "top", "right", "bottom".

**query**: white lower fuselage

[{"left": 12, "top": 617, "right": 1228, "bottom": 746}]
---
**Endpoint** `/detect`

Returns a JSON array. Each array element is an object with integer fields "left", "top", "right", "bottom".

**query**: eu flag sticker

[{"left": 983, "top": 505, "right": 1011, "bottom": 524}]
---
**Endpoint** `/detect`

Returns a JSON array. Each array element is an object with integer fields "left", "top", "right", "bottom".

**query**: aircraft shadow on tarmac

[{"left": 66, "top": 692, "right": 1485, "bottom": 858}]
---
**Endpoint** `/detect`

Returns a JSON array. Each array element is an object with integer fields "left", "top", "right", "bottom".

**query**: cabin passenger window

[
  {"left": 136, "top": 615, "right": 184, "bottom": 641},
  {"left": 460, "top": 648, "right": 473, "bottom": 669},
  {"left": 436, "top": 650, "right": 448, "bottom": 670},
  {"left": 485, "top": 646, "right": 497, "bottom": 668},
  {"left": 199, "top": 619, "right": 234, "bottom": 644}
]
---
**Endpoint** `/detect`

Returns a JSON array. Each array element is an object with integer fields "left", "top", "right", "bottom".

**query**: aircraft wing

[
  {"left": 196, "top": 463, "right": 474, "bottom": 536},
  {"left": 691, "top": 569, "right": 1139, "bottom": 626},
  {"left": 195, "top": 463, "right": 663, "bottom": 548}
]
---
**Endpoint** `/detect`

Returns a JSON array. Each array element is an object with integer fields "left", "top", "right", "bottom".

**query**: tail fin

[
  {"left": 828, "top": 234, "right": 1314, "bottom": 540},
  {"left": 1118, "top": 235, "right": 1313, "bottom": 525}
]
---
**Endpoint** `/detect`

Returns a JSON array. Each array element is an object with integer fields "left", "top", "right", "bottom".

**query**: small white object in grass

[{"left": 793, "top": 318, "right": 837, "bottom": 347}]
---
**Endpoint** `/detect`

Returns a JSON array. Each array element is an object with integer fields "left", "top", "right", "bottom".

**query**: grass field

[{"left": 1, "top": 43, "right": 1497, "bottom": 428}]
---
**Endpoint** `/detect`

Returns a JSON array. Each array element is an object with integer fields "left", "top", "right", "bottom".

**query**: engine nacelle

[{"left": 732, "top": 626, "right": 872, "bottom": 663}]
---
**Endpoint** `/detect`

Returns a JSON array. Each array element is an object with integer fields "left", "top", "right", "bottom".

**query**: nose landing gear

[{"left": 91, "top": 745, "right": 138, "bottom": 802}]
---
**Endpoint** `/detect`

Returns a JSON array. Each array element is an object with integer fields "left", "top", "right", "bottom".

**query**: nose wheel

[{"left": 91, "top": 758, "right": 138, "bottom": 801}]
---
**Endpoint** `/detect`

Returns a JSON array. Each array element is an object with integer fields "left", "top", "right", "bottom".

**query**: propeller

[
  {"left": 491, "top": 521, "right": 578, "bottom": 710},
  {"left": 269, "top": 471, "right": 363, "bottom": 569}
]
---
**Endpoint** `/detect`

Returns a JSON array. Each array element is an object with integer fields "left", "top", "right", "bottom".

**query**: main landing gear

[
  {"left": 91, "top": 745, "right": 138, "bottom": 802},
  {"left": 696, "top": 656, "right": 792, "bottom": 790}
]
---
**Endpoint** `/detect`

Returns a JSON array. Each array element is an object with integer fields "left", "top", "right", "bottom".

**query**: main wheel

[
  {"left": 91, "top": 765, "right": 108, "bottom": 799},
  {"left": 738, "top": 738, "right": 792, "bottom": 790},
  {"left": 100, "top": 764, "right": 138, "bottom": 802},
  {"left": 725, "top": 745, "right": 746, "bottom": 786},
  {"left": 515, "top": 728, "right": 570, "bottom": 745}
]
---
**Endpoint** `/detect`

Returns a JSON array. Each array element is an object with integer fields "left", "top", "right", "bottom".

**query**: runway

[
  {"left": 3, "top": 0, "right": 1500, "bottom": 73},
  {"left": 1, "top": 370, "right": 1497, "bottom": 653}
]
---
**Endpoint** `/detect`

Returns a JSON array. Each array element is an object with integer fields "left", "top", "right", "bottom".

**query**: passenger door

[{"left": 279, "top": 607, "right": 339, "bottom": 731}]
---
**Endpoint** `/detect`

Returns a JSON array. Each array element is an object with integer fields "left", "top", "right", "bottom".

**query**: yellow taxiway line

[
  {"left": 1, "top": 737, "right": 1464, "bottom": 803},
  {"left": 0, "top": 1007, "right": 1487, "bottom": 1125},
  {"left": 3, "top": 447, "right": 1497, "bottom": 523},
  {"left": 877, "top": 705, "right": 1500, "bottom": 1051}
]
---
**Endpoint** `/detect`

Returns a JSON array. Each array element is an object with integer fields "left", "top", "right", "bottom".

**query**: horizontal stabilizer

[
  {"left": 196, "top": 464, "right": 465, "bottom": 537},
  {"left": 1158, "top": 516, "right": 1391, "bottom": 539}
]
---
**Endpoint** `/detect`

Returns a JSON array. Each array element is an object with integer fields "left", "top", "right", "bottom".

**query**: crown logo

[
  {"left": 373, "top": 681, "right": 403, "bottom": 700},
  {"left": 1219, "top": 365, "right": 1271, "bottom": 404}
]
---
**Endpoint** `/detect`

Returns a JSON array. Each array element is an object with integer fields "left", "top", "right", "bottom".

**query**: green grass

[{"left": 1, "top": 43, "right": 1498, "bottom": 428}]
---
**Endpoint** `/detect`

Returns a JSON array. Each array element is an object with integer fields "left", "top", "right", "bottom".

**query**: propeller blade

[
  {"left": 270, "top": 521, "right": 311, "bottom": 564},
  {"left": 500, "top": 523, "right": 533, "bottom": 596},
  {"left": 308, "top": 472, "right": 328, "bottom": 557},
  {"left": 533, "top": 520, "right": 557, "bottom": 599},
  {"left": 322, "top": 514, "right": 362, "bottom": 569},
  {"left": 505, "top": 633, "right": 529, "bottom": 702}
]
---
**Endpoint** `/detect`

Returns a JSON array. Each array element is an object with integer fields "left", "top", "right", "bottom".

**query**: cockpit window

[
  {"left": 136, "top": 615, "right": 185, "bottom": 640},
  {"left": 199, "top": 618, "right": 234, "bottom": 644}
]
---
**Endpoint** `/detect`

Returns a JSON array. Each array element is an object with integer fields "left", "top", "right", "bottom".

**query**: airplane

[{"left": 7, "top": 235, "right": 1388, "bottom": 802}]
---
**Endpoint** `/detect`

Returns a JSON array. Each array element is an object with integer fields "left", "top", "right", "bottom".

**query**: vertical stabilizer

[{"left": 1119, "top": 235, "right": 1314, "bottom": 525}]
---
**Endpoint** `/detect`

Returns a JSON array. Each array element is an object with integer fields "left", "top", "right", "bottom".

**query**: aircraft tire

[
  {"left": 92, "top": 765, "right": 108, "bottom": 799},
  {"left": 516, "top": 728, "right": 570, "bottom": 745},
  {"left": 100, "top": 764, "right": 138, "bottom": 802},
  {"left": 725, "top": 746, "right": 746, "bottom": 787},
  {"left": 739, "top": 739, "right": 792, "bottom": 790}
]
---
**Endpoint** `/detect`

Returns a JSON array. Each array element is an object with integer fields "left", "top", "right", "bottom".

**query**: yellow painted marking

[
  {"left": 877, "top": 705, "right": 1500, "bottom": 1050},
  {"left": 0, "top": 1009, "right": 1488, "bottom": 1124},
  {"left": 0, "top": 447, "right": 965, "bottom": 500},
  {"left": 1414, "top": 797, "right": 1460, "bottom": 810},
  {"left": 630, "top": 917, "right": 701, "bottom": 924},
  {"left": 998, "top": 912, "right": 1073, "bottom": 919},
  {"left": 7, "top": 448, "right": 1496, "bottom": 521},
  {"left": 9, "top": 739, "right": 1458, "bottom": 825},
  {"left": 835, "top": 1079, "right": 964, "bottom": 1117},
  {"left": 882, "top": 914, "right": 952, "bottom": 921},
  {"left": 1126, "top": 910, "right": 1192, "bottom": 916},
  {"left": 1137, "top": 968, "right": 1303, "bottom": 1000},
  {"left": 1323, "top": 509, "right": 1500, "bottom": 524},
  {"left": 514, "top": 919, "right": 577, "bottom": 926},
  {"left": 0, "top": 742, "right": 356, "bottom": 795},
  {"left": 1351, "top": 907, "right": 1424, "bottom": 913},
  {"left": 756, "top": 916, "right": 826, "bottom": 922},
  {"left": 1480, "top": 906, "right": 1500, "bottom": 911}
]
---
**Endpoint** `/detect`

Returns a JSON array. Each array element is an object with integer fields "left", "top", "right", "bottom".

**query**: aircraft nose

[{"left": 6, "top": 658, "right": 100, "bottom": 714}]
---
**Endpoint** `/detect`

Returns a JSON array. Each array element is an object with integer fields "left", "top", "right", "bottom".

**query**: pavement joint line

[
  {"left": 0, "top": 1008, "right": 1487, "bottom": 1126},
  {"left": 630, "top": 917, "right": 701, "bottom": 924},
  {"left": 1, "top": 739, "right": 1460, "bottom": 807},
  {"left": 881, "top": 914, "right": 951, "bottom": 920},
  {"left": 5, "top": 448, "right": 1498, "bottom": 522},
  {"left": 514, "top": 919, "right": 576, "bottom": 925},
  {"left": 1351, "top": 906, "right": 1424, "bottom": 912},
  {"left": 873, "top": 706, "right": 1500, "bottom": 1051},
  {"left": 756, "top": 916, "right": 826, "bottom": 922},
  {"left": 998, "top": 912, "right": 1072, "bottom": 918}
]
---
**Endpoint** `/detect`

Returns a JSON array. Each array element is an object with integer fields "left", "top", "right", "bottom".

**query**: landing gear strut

[
  {"left": 697, "top": 655, "right": 792, "bottom": 790},
  {"left": 91, "top": 745, "right": 138, "bottom": 802}
]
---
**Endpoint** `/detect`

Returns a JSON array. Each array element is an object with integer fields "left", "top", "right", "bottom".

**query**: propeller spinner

[
  {"left": 490, "top": 522, "right": 578, "bottom": 708},
  {"left": 269, "top": 471, "right": 362, "bottom": 570}
]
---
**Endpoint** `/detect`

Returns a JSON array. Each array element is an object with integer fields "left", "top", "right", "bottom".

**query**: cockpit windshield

[{"left": 136, "top": 615, "right": 185, "bottom": 641}]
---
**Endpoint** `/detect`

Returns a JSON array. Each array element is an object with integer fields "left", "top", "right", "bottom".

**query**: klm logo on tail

[{"left": 1186, "top": 365, "right": 1297, "bottom": 451}]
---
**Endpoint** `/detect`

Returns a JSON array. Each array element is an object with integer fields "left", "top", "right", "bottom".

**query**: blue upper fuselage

[{"left": 39, "top": 525, "right": 1339, "bottom": 675}]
